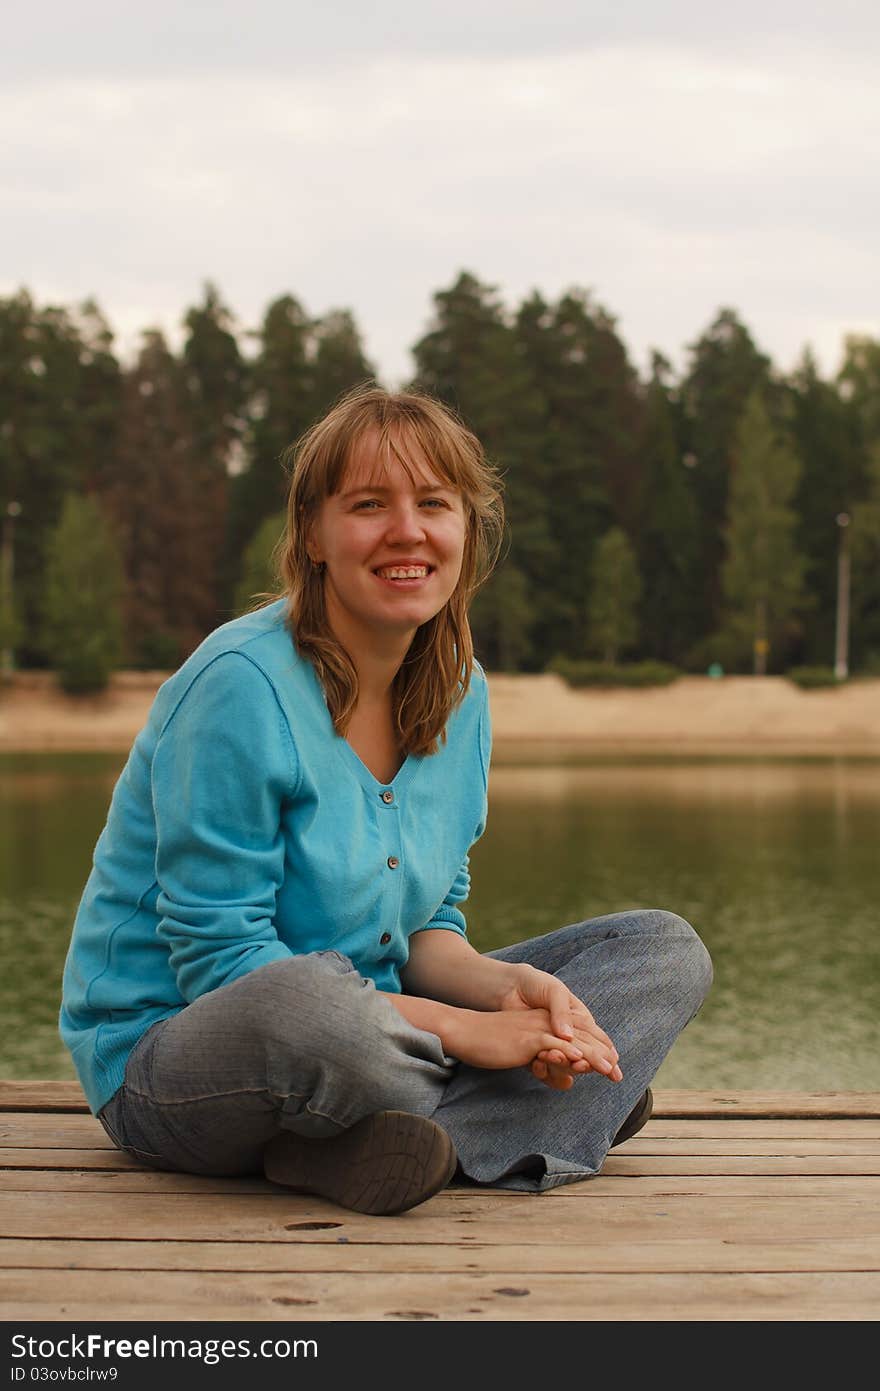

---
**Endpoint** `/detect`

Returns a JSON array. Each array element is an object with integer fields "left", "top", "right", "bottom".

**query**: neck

[{"left": 325, "top": 593, "right": 415, "bottom": 704}]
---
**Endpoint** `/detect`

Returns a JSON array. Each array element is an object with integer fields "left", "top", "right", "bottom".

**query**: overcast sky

[{"left": 4, "top": 1, "right": 879, "bottom": 383}]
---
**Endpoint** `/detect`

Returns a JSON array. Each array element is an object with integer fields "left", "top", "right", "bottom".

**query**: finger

[
  {"left": 539, "top": 1060, "right": 574, "bottom": 1091},
  {"left": 570, "top": 1010, "right": 616, "bottom": 1052},
  {"left": 573, "top": 1039, "right": 620, "bottom": 1076},
  {"left": 540, "top": 1034, "right": 584, "bottom": 1063},
  {"left": 530, "top": 1059, "right": 549, "bottom": 1081},
  {"left": 566, "top": 997, "right": 616, "bottom": 1050},
  {"left": 546, "top": 983, "right": 575, "bottom": 1040},
  {"left": 546, "top": 1071, "right": 574, "bottom": 1091}
]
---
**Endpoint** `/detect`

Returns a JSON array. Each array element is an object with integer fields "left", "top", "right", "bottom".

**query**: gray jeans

[{"left": 98, "top": 909, "right": 712, "bottom": 1192}]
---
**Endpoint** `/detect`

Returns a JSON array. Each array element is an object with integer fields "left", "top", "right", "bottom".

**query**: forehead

[{"left": 338, "top": 426, "right": 456, "bottom": 493}]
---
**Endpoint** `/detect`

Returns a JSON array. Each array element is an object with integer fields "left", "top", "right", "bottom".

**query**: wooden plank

[
  {"left": 5, "top": 1111, "right": 880, "bottom": 1153},
  {"left": 2, "top": 1188, "right": 878, "bottom": 1242},
  {"left": 6, "top": 1135, "right": 880, "bottom": 1173},
  {"left": 6, "top": 1120, "right": 880, "bottom": 1156},
  {"left": 3, "top": 1233, "right": 878, "bottom": 1276},
  {"left": 0, "top": 1115, "right": 112, "bottom": 1148},
  {"left": 603, "top": 1157, "right": 880, "bottom": 1176},
  {"left": 629, "top": 1121, "right": 880, "bottom": 1138},
  {"left": 4, "top": 1268, "right": 878, "bottom": 1320},
  {"left": 653, "top": 1092, "right": 880, "bottom": 1118},
  {"left": 3, "top": 1156, "right": 880, "bottom": 1193},
  {"left": 618, "top": 1138, "right": 880, "bottom": 1155},
  {"left": 3, "top": 1083, "right": 879, "bottom": 1118},
  {"left": 0, "top": 1172, "right": 278, "bottom": 1194},
  {"left": 0, "top": 1148, "right": 145, "bottom": 1170},
  {"left": 0, "top": 1081, "right": 88, "bottom": 1113}
]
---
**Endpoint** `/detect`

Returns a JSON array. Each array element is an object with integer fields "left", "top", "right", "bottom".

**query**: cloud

[
  {"left": 6, "top": 1, "right": 880, "bottom": 78},
  {"left": 2, "top": 22, "right": 878, "bottom": 382}
]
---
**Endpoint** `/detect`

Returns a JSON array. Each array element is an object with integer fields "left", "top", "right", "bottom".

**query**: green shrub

[
  {"left": 786, "top": 665, "right": 841, "bottom": 689},
  {"left": 549, "top": 657, "right": 680, "bottom": 688}
]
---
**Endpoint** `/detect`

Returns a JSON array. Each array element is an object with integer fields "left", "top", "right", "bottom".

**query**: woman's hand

[
  {"left": 444, "top": 1006, "right": 591, "bottom": 1073},
  {"left": 498, "top": 964, "right": 623, "bottom": 1090}
]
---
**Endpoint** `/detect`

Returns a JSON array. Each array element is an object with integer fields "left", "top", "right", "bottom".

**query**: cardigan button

[
  {"left": 381, "top": 790, "right": 394, "bottom": 804},
  {"left": 387, "top": 855, "right": 400, "bottom": 869},
  {"left": 380, "top": 932, "right": 392, "bottom": 945}
]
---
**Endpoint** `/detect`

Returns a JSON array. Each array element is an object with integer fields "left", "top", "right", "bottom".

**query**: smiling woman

[{"left": 59, "top": 384, "right": 712, "bottom": 1217}]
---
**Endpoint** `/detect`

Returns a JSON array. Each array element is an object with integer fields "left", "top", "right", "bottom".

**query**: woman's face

[{"left": 308, "top": 429, "right": 468, "bottom": 652}]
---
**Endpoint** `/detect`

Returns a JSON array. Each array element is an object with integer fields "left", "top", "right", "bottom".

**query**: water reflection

[{"left": 1, "top": 753, "right": 878, "bottom": 1090}]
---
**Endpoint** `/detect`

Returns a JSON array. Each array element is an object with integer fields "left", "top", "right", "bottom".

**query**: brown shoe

[
  {"left": 611, "top": 1088, "right": 653, "bottom": 1147},
  {"left": 263, "top": 1111, "right": 457, "bottom": 1216}
]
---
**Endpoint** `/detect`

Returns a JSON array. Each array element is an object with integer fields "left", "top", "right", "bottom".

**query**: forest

[{"left": 2, "top": 270, "right": 879, "bottom": 687}]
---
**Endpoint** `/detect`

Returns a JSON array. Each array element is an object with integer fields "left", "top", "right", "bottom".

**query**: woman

[{"left": 60, "top": 386, "right": 712, "bottom": 1216}]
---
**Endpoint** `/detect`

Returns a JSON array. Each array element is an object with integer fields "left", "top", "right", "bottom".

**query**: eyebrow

[{"left": 338, "top": 482, "right": 457, "bottom": 500}]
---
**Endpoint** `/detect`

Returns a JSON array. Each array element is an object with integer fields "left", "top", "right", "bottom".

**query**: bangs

[{"left": 336, "top": 423, "right": 464, "bottom": 498}]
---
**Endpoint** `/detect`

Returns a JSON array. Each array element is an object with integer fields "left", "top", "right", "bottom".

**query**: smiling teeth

[{"left": 378, "top": 566, "right": 429, "bottom": 579}]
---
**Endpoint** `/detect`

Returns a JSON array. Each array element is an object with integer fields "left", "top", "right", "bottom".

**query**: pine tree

[
  {"left": 181, "top": 283, "right": 247, "bottom": 615},
  {"left": 311, "top": 309, "right": 377, "bottom": 420},
  {"left": 786, "top": 349, "right": 860, "bottom": 665},
  {"left": 719, "top": 392, "right": 807, "bottom": 673},
  {"left": 411, "top": 274, "right": 549, "bottom": 668},
  {"left": 107, "top": 330, "right": 212, "bottom": 665},
  {"left": 231, "top": 295, "right": 316, "bottom": 566},
  {"left": 515, "top": 289, "right": 641, "bottom": 663},
  {"left": 42, "top": 494, "right": 124, "bottom": 692},
  {"left": 635, "top": 359, "right": 703, "bottom": 665},
  {"left": 233, "top": 510, "right": 286, "bottom": 616},
  {"left": 681, "top": 309, "right": 772, "bottom": 645},
  {"left": 0, "top": 292, "right": 113, "bottom": 664},
  {"left": 587, "top": 527, "right": 642, "bottom": 663},
  {"left": 469, "top": 561, "right": 535, "bottom": 672},
  {"left": 849, "top": 445, "right": 880, "bottom": 670}
]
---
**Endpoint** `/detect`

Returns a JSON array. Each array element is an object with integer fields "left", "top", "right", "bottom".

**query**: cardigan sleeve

[{"left": 151, "top": 651, "right": 298, "bottom": 1002}]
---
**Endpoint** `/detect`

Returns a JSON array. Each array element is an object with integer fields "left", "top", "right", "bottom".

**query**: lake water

[{"left": 1, "top": 752, "right": 878, "bottom": 1091}]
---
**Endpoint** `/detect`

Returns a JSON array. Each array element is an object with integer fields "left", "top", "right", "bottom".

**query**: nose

[{"left": 384, "top": 500, "right": 427, "bottom": 545}]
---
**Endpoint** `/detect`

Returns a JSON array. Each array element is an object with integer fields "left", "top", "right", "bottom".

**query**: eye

[
  {"left": 352, "top": 498, "right": 382, "bottom": 511},
  {"left": 420, "top": 497, "right": 449, "bottom": 509}
]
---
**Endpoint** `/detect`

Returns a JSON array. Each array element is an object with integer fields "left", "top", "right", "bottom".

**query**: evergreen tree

[
  {"left": 635, "top": 359, "right": 703, "bottom": 665},
  {"left": 70, "top": 298, "right": 123, "bottom": 497},
  {"left": 233, "top": 510, "right": 286, "bottom": 616},
  {"left": 849, "top": 445, "right": 880, "bottom": 670},
  {"left": 181, "top": 283, "right": 247, "bottom": 614},
  {"left": 311, "top": 309, "right": 377, "bottom": 419},
  {"left": 411, "top": 273, "right": 550, "bottom": 667},
  {"left": 838, "top": 335, "right": 880, "bottom": 447},
  {"left": 718, "top": 392, "right": 807, "bottom": 673},
  {"left": 786, "top": 349, "right": 860, "bottom": 665},
  {"left": 681, "top": 309, "right": 772, "bottom": 644},
  {"left": 587, "top": 527, "right": 642, "bottom": 663},
  {"left": 0, "top": 292, "right": 114, "bottom": 664},
  {"left": 41, "top": 494, "right": 124, "bottom": 692},
  {"left": 231, "top": 294, "right": 316, "bottom": 565},
  {"left": 469, "top": 561, "right": 535, "bottom": 672},
  {"left": 108, "top": 330, "right": 212, "bottom": 665},
  {"left": 515, "top": 289, "right": 638, "bottom": 663}
]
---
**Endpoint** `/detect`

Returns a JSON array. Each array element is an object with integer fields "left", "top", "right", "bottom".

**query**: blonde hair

[{"left": 276, "top": 384, "right": 504, "bottom": 755}]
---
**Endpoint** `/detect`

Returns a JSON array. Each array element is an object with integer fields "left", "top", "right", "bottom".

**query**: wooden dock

[{"left": 2, "top": 1083, "right": 878, "bottom": 1321}]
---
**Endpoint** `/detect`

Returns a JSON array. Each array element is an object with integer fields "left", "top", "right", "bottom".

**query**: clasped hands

[{"left": 452, "top": 963, "right": 623, "bottom": 1093}]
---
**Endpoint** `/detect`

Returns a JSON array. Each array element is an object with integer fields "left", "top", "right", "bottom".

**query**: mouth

[{"left": 372, "top": 563, "right": 435, "bottom": 587}]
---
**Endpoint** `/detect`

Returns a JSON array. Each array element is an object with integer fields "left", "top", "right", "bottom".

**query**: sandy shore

[{"left": 2, "top": 669, "right": 879, "bottom": 756}]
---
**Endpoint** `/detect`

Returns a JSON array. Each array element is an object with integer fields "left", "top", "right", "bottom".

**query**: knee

[
  {"left": 218, "top": 952, "right": 364, "bottom": 1055},
  {"left": 649, "top": 911, "right": 713, "bottom": 1013}
]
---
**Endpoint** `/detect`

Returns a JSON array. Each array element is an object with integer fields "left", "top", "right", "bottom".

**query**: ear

[{"left": 304, "top": 520, "right": 323, "bottom": 565}]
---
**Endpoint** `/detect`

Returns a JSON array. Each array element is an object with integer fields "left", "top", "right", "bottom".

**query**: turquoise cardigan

[{"left": 60, "top": 599, "right": 491, "bottom": 1114}]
